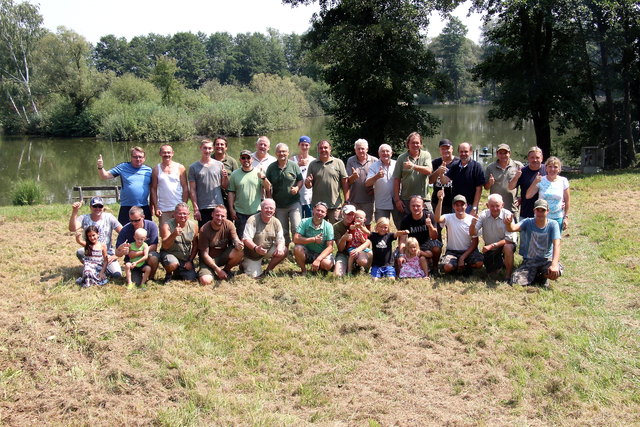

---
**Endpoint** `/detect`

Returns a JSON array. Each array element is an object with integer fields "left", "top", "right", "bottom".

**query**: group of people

[{"left": 70, "top": 133, "right": 569, "bottom": 289}]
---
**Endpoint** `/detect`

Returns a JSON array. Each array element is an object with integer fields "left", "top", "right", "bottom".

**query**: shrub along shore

[{"left": 0, "top": 170, "right": 638, "bottom": 425}]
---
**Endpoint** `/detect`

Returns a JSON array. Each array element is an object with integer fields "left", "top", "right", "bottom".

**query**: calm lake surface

[{"left": 0, "top": 105, "right": 544, "bottom": 206}]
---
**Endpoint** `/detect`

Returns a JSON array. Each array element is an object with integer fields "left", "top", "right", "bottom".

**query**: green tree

[
  {"left": 0, "top": 0, "right": 45, "bottom": 129},
  {"left": 205, "top": 32, "right": 235, "bottom": 83},
  {"left": 286, "top": 0, "right": 450, "bottom": 157},
  {"left": 169, "top": 32, "right": 208, "bottom": 89},
  {"left": 94, "top": 34, "right": 130, "bottom": 76},
  {"left": 151, "top": 55, "right": 183, "bottom": 106}
]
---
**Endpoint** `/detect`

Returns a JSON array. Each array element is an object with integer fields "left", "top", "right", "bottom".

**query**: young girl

[
  {"left": 399, "top": 237, "right": 430, "bottom": 279},
  {"left": 347, "top": 210, "right": 372, "bottom": 274},
  {"left": 124, "top": 228, "right": 151, "bottom": 289},
  {"left": 75, "top": 225, "right": 108, "bottom": 288},
  {"left": 369, "top": 217, "right": 408, "bottom": 281}
]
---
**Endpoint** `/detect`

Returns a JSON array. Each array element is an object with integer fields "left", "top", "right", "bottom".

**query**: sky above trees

[{"left": 35, "top": 0, "right": 483, "bottom": 44}]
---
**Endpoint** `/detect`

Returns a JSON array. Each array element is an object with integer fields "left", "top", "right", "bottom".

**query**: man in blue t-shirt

[
  {"left": 505, "top": 199, "right": 562, "bottom": 287},
  {"left": 98, "top": 147, "right": 152, "bottom": 225}
]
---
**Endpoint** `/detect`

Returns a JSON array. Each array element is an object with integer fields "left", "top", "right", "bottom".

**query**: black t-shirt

[
  {"left": 400, "top": 212, "right": 435, "bottom": 245},
  {"left": 431, "top": 157, "right": 454, "bottom": 214},
  {"left": 370, "top": 232, "right": 396, "bottom": 267}
]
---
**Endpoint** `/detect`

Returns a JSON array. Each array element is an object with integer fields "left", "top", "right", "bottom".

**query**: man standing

[
  {"left": 392, "top": 132, "right": 433, "bottom": 216},
  {"left": 212, "top": 135, "right": 239, "bottom": 210},
  {"left": 332, "top": 204, "right": 373, "bottom": 277},
  {"left": 306, "top": 140, "right": 349, "bottom": 224},
  {"left": 484, "top": 144, "right": 523, "bottom": 215},
  {"left": 469, "top": 194, "right": 517, "bottom": 282},
  {"left": 189, "top": 139, "right": 227, "bottom": 228},
  {"left": 228, "top": 150, "right": 272, "bottom": 236},
  {"left": 198, "top": 205, "right": 244, "bottom": 284},
  {"left": 291, "top": 136, "right": 315, "bottom": 218},
  {"left": 505, "top": 199, "right": 562, "bottom": 288},
  {"left": 366, "top": 144, "right": 400, "bottom": 226},
  {"left": 241, "top": 199, "right": 287, "bottom": 279},
  {"left": 397, "top": 196, "right": 442, "bottom": 273},
  {"left": 151, "top": 144, "right": 188, "bottom": 226},
  {"left": 159, "top": 202, "right": 199, "bottom": 283},
  {"left": 441, "top": 142, "right": 485, "bottom": 215},
  {"left": 115, "top": 206, "right": 160, "bottom": 282},
  {"left": 434, "top": 191, "right": 484, "bottom": 274},
  {"left": 293, "top": 202, "right": 335, "bottom": 274},
  {"left": 97, "top": 147, "right": 152, "bottom": 226},
  {"left": 429, "top": 139, "right": 457, "bottom": 217},
  {"left": 266, "top": 143, "right": 303, "bottom": 248},
  {"left": 345, "top": 139, "right": 377, "bottom": 225},
  {"left": 508, "top": 146, "right": 547, "bottom": 219},
  {"left": 252, "top": 135, "right": 277, "bottom": 173},
  {"left": 68, "top": 197, "right": 122, "bottom": 278}
]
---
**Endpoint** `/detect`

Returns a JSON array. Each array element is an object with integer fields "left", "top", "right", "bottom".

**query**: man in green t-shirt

[
  {"left": 305, "top": 140, "right": 349, "bottom": 224},
  {"left": 293, "top": 202, "right": 335, "bottom": 274},
  {"left": 392, "top": 132, "right": 434, "bottom": 215}
]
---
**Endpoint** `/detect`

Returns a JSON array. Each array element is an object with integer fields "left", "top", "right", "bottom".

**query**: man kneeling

[
  {"left": 198, "top": 205, "right": 244, "bottom": 284},
  {"left": 434, "top": 190, "right": 483, "bottom": 274},
  {"left": 242, "top": 199, "right": 287, "bottom": 279},
  {"left": 505, "top": 199, "right": 562, "bottom": 288},
  {"left": 293, "top": 202, "right": 335, "bottom": 274}
]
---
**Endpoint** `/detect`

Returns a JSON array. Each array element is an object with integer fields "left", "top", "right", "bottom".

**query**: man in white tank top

[{"left": 150, "top": 144, "right": 188, "bottom": 226}]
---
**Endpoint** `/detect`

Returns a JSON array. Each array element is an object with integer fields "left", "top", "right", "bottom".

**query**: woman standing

[{"left": 526, "top": 156, "right": 570, "bottom": 230}]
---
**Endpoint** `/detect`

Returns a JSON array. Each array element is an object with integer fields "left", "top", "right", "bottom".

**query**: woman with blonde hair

[{"left": 526, "top": 156, "right": 570, "bottom": 230}]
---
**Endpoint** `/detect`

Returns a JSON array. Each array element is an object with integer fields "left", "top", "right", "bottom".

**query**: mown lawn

[{"left": 0, "top": 170, "right": 638, "bottom": 425}]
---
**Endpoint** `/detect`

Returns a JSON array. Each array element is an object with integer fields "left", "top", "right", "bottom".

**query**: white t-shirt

[
  {"left": 79, "top": 213, "right": 121, "bottom": 255},
  {"left": 291, "top": 154, "right": 316, "bottom": 205},
  {"left": 366, "top": 160, "right": 396, "bottom": 210},
  {"left": 442, "top": 213, "right": 473, "bottom": 251}
]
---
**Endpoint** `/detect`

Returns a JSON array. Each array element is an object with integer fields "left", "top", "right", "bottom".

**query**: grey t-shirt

[
  {"left": 79, "top": 213, "right": 121, "bottom": 255},
  {"left": 188, "top": 160, "right": 224, "bottom": 209}
]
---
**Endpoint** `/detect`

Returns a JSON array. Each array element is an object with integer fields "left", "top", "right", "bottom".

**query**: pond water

[{"left": 0, "top": 105, "right": 544, "bottom": 206}]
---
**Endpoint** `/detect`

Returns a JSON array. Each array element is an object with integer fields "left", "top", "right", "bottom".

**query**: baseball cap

[
  {"left": 439, "top": 139, "right": 452, "bottom": 147},
  {"left": 342, "top": 204, "right": 356, "bottom": 214},
  {"left": 497, "top": 144, "right": 511, "bottom": 152},
  {"left": 534, "top": 199, "right": 549, "bottom": 211},
  {"left": 452, "top": 195, "right": 467, "bottom": 204},
  {"left": 299, "top": 136, "right": 311, "bottom": 144},
  {"left": 239, "top": 149, "right": 252, "bottom": 157},
  {"left": 90, "top": 196, "right": 104, "bottom": 207}
]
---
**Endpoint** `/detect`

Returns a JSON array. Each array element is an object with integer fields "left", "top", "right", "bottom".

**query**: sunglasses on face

[
  {"left": 91, "top": 205, "right": 104, "bottom": 209},
  {"left": 130, "top": 218, "right": 143, "bottom": 223},
  {"left": 240, "top": 156, "right": 251, "bottom": 160}
]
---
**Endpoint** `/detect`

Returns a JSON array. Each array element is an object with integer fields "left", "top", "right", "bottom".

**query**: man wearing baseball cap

[
  {"left": 505, "top": 199, "right": 563, "bottom": 288},
  {"left": 69, "top": 196, "right": 123, "bottom": 278},
  {"left": 484, "top": 144, "right": 523, "bottom": 216},
  {"left": 333, "top": 204, "right": 372, "bottom": 276}
]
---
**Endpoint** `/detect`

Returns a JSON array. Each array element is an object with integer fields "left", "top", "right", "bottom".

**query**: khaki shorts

[
  {"left": 242, "top": 245, "right": 277, "bottom": 278},
  {"left": 198, "top": 246, "right": 234, "bottom": 277}
]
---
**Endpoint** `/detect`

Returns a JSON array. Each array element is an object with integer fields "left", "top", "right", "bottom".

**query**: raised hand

[
  {"left": 487, "top": 174, "right": 495, "bottom": 187},
  {"left": 437, "top": 188, "right": 445, "bottom": 200},
  {"left": 403, "top": 160, "right": 414, "bottom": 170},
  {"left": 97, "top": 154, "right": 104, "bottom": 169}
]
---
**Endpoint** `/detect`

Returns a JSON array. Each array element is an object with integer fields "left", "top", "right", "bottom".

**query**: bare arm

[
  {"left": 179, "top": 165, "right": 189, "bottom": 203},
  {"left": 150, "top": 166, "right": 159, "bottom": 216},
  {"left": 68, "top": 201, "right": 82, "bottom": 232},
  {"left": 189, "top": 180, "right": 199, "bottom": 216},
  {"left": 97, "top": 155, "right": 115, "bottom": 180},
  {"left": 342, "top": 177, "right": 350, "bottom": 203}
]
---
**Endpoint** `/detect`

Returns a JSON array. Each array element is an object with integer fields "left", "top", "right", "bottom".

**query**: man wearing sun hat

[
  {"left": 505, "top": 199, "right": 563, "bottom": 288},
  {"left": 484, "top": 143, "right": 524, "bottom": 215},
  {"left": 69, "top": 196, "right": 123, "bottom": 278}
]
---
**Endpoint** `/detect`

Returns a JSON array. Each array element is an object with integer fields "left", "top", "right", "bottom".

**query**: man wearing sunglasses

[
  {"left": 115, "top": 206, "right": 160, "bottom": 283},
  {"left": 97, "top": 147, "right": 152, "bottom": 226},
  {"left": 69, "top": 196, "right": 123, "bottom": 278}
]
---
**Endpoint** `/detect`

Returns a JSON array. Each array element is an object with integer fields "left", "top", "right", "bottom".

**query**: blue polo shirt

[{"left": 109, "top": 162, "right": 152, "bottom": 207}]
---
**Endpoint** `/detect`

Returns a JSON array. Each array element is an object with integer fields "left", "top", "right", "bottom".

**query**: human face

[
  {"left": 276, "top": 146, "right": 289, "bottom": 162},
  {"left": 407, "top": 243, "right": 419, "bottom": 257},
  {"left": 313, "top": 204, "right": 327, "bottom": 220},
  {"left": 318, "top": 142, "right": 331, "bottom": 160},
  {"left": 131, "top": 150, "right": 145, "bottom": 168},
  {"left": 212, "top": 208, "right": 227, "bottom": 226},
  {"left": 214, "top": 139, "right": 227, "bottom": 155},
  {"left": 298, "top": 142, "right": 310, "bottom": 154},
  {"left": 174, "top": 207, "right": 189, "bottom": 223},
  {"left": 355, "top": 143, "right": 368, "bottom": 160},
  {"left": 91, "top": 204, "right": 104, "bottom": 211},
  {"left": 534, "top": 207, "right": 548, "bottom": 220},
  {"left": 496, "top": 149, "right": 510, "bottom": 165},
  {"left": 439, "top": 144, "right": 453, "bottom": 160},
  {"left": 256, "top": 138, "right": 270, "bottom": 154},
  {"left": 129, "top": 213, "right": 144, "bottom": 229},
  {"left": 453, "top": 201, "right": 466, "bottom": 214},
  {"left": 407, "top": 136, "right": 422, "bottom": 156},
  {"left": 134, "top": 233, "right": 146, "bottom": 245},
  {"left": 410, "top": 198, "right": 424, "bottom": 218},
  {"left": 159, "top": 146, "right": 173, "bottom": 161},
  {"left": 353, "top": 212, "right": 365, "bottom": 225},
  {"left": 260, "top": 201, "right": 276, "bottom": 221},
  {"left": 86, "top": 230, "right": 99, "bottom": 244},
  {"left": 487, "top": 199, "right": 503, "bottom": 218},
  {"left": 458, "top": 144, "right": 472, "bottom": 164},
  {"left": 200, "top": 142, "right": 214, "bottom": 157},
  {"left": 376, "top": 222, "right": 390, "bottom": 234},
  {"left": 546, "top": 162, "right": 561, "bottom": 178},
  {"left": 378, "top": 146, "right": 392, "bottom": 162},
  {"left": 343, "top": 211, "right": 355, "bottom": 224},
  {"left": 527, "top": 151, "right": 543, "bottom": 171},
  {"left": 240, "top": 154, "right": 252, "bottom": 169}
]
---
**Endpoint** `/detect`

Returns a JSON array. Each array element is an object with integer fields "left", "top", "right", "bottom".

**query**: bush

[{"left": 11, "top": 180, "right": 45, "bottom": 206}]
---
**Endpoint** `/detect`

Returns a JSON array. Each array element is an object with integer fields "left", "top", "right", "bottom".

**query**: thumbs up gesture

[
  {"left": 534, "top": 172, "right": 542, "bottom": 184},
  {"left": 306, "top": 173, "right": 314, "bottom": 186},
  {"left": 97, "top": 154, "right": 104, "bottom": 169},
  {"left": 487, "top": 173, "right": 495, "bottom": 187}
]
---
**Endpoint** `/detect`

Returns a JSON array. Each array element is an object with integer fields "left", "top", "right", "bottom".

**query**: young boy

[
  {"left": 369, "top": 217, "right": 408, "bottom": 280},
  {"left": 124, "top": 228, "right": 151, "bottom": 289},
  {"left": 346, "top": 210, "right": 372, "bottom": 275}
]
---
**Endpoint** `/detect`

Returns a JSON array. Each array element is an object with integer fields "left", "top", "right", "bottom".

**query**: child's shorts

[{"left": 371, "top": 265, "right": 396, "bottom": 278}]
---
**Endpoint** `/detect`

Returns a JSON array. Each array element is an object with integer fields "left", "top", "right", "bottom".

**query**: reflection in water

[{"left": 0, "top": 106, "right": 552, "bottom": 206}]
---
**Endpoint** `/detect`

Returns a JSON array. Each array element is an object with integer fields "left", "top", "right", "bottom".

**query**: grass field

[{"left": 0, "top": 170, "right": 638, "bottom": 425}]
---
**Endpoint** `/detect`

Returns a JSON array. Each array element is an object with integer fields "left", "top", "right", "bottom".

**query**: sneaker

[
  {"left": 81, "top": 279, "right": 91, "bottom": 288},
  {"left": 126, "top": 282, "right": 136, "bottom": 290}
]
